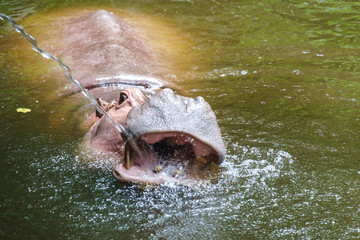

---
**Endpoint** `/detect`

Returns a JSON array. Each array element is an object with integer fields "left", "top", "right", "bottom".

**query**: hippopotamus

[{"left": 4, "top": 9, "right": 226, "bottom": 184}]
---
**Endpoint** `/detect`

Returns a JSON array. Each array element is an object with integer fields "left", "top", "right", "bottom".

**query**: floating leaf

[{"left": 16, "top": 108, "right": 31, "bottom": 113}]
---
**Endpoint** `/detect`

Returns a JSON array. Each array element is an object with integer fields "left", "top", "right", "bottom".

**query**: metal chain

[{"left": 0, "top": 13, "right": 130, "bottom": 139}]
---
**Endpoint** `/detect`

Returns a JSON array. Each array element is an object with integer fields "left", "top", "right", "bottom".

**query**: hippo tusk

[{"left": 124, "top": 142, "right": 134, "bottom": 170}]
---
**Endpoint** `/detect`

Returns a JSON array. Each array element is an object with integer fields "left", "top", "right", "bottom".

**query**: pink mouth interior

[{"left": 112, "top": 132, "right": 220, "bottom": 184}]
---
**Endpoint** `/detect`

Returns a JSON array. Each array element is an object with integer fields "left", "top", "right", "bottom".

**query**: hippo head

[{"left": 88, "top": 88, "right": 225, "bottom": 184}]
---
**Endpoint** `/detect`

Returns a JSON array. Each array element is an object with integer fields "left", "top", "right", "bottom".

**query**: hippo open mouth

[
  {"left": 88, "top": 88, "right": 225, "bottom": 184},
  {"left": 112, "top": 89, "right": 225, "bottom": 184},
  {"left": 113, "top": 131, "right": 222, "bottom": 184}
]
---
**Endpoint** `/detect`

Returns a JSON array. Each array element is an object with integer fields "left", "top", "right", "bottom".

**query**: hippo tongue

[{"left": 112, "top": 90, "right": 225, "bottom": 184}]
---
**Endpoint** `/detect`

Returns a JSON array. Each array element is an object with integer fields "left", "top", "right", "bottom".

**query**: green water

[{"left": 1, "top": 0, "right": 359, "bottom": 239}]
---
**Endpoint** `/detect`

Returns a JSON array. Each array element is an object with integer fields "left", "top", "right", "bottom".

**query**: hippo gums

[{"left": 4, "top": 9, "right": 226, "bottom": 184}]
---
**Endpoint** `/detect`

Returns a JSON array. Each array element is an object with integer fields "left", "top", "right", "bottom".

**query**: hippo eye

[{"left": 119, "top": 93, "right": 128, "bottom": 105}]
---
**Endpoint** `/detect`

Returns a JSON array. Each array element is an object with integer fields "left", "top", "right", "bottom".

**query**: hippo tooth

[
  {"left": 124, "top": 142, "right": 134, "bottom": 170},
  {"left": 173, "top": 169, "right": 180, "bottom": 177},
  {"left": 154, "top": 165, "right": 163, "bottom": 174},
  {"left": 195, "top": 156, "right": 208, "bottom": 165}
]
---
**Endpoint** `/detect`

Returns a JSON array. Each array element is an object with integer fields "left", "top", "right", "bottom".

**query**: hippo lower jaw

[{"left": 112, "top": 131, "right": 221, "bottom": 184}]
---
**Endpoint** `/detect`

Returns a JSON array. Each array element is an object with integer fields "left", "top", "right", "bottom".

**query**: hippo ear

[{"left": 95, "top": 97, "right": 114, "bottom": 118}]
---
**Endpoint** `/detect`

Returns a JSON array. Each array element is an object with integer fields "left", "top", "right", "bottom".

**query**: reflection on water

[{"left": 1, "top": 0, "right": 359, "bottom": 239}]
